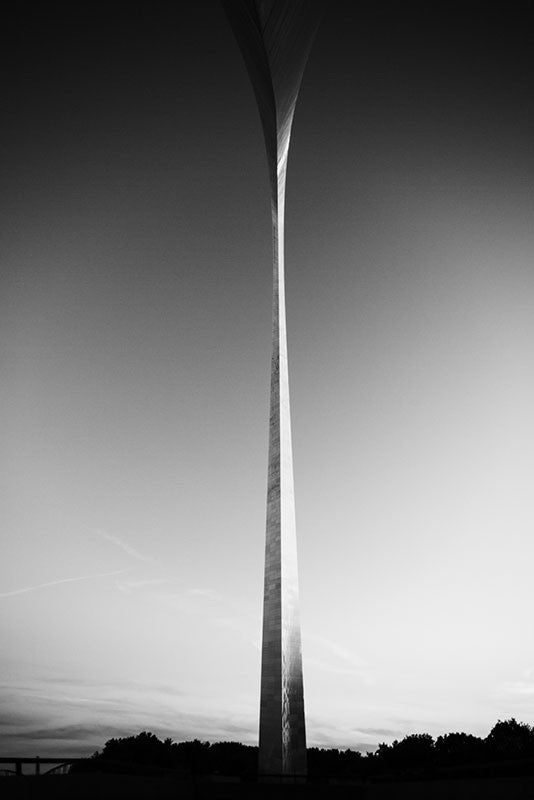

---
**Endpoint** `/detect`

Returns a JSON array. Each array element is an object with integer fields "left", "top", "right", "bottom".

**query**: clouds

[
  {"left": 304, "top": 633, "right": 373, "bottom": 682},
  {"left": 0, "top": 674, "right": 257, "bottom": 757},
  {"left": 305, "top": 715, "right": 378, "bottom": 751},
  {"left": 498, "top": 671, "right": 534, "bottom": 701},
  {"left": 505, "top": 683, "right": 534, "bottom": 697},
  {"left": 115, "top": 577, "right": 169, "bottom": 594}
]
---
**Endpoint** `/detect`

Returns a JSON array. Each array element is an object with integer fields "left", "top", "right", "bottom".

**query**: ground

[{"left": 2, "top": 775, "right": 534, "bottom": 799}]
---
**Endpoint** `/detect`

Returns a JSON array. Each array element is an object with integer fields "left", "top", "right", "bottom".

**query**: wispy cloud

[
  {"left": 305, "top": 656, "right": 369, "bottom": 677},
  {"left": 500, "top": 676, "right": 534, "bottom": 697},
  {"left": 305, "top": 633, "right": 367, "bottom": 668},
  {"left": 94, "top": 528, "right": 154, "bottom": 564},
  {"left": 0, "top": 683, "right": 258, "bottom": 757},
  {"left": 185, "top": 587, "right": 222, "bottom": 601},
  {"left": 503, "top": 683, "right": 534, "bottom": 696},
  {"left": 116, "top": 578, "right": 169, "bottom": 594},
  {"left": 306, "top": 716, "right": 379, "bottom": 751},
  {"left": 354, "top": 726, "right": 402, "bottom": 737},
  {"left": 303, "top": 633, "right": 373, "bottom": 682},
  {"left": 0, "top": 715, "right": 258, "bottom": 758},
  {"left": 0, "top": 569, "right": 130, "bottom": 600}
]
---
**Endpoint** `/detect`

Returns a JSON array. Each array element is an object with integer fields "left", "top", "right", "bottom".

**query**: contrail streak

[
  {"left": 94, "top": 528, "right": 154, "bottom": 564},
  {"left": 0, "top": 569, "right": 130, "bottom": 599}
]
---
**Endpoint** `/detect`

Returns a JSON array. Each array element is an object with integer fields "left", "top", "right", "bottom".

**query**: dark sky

[{"left": 2, "top": 1, "right": 534, "bottom": 755}]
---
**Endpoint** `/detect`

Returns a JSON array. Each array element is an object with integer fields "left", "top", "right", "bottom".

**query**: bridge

[{"left": 0, "top": 757, "right": 85, "bottom": 776}]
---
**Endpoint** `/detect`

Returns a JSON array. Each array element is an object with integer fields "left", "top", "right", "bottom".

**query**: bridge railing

[{"left": 0, "top": 757, "right": 85, "bottom": 776}]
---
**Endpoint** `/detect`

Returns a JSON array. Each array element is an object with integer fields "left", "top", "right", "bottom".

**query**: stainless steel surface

[{"left": 222, "top": 0, "right": 325, "bottom": 776}]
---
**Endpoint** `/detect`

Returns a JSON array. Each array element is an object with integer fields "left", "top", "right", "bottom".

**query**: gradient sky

[{"left": 2, "top": 0, "right": 534, "bottom": 757}]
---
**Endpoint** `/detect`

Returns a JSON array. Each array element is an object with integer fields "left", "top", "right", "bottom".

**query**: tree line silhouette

[{"left": 74, "top": 719, "right": 534, "bottom": 781}]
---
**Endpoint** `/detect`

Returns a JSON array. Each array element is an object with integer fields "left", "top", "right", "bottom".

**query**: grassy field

[{"left": 2, "top": 775, "right": 534, "bottom": 799}]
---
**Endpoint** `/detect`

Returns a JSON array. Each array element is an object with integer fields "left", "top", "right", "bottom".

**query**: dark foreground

[{"left": 3, "top": 775, "right": 534, "bottom": 799}]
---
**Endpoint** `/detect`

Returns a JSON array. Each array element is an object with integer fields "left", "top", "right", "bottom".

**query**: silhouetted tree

[
  {"left": 97, "top": 731, "right": 175, "bottom": 768},
  {"left": 435, "top": 731, "right": 485, "bottom": 766},
  {"left": 90, "top": 732, "right": 257, "bottom": 776},
  {"left": 485, "top": 718, "right": 534, "bottom": 760},
  {"left": 376, "top": 733, "right": 435, "bottom": 772},
  {"left": 79, "top": 718, "right": 534, "bottom": 781},
  {"left": 307, "top": 747, "right": 362, "bottom": 778}
]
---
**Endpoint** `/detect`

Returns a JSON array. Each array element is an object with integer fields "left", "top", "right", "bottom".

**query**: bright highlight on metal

[{"left": 221, "top": 0, "right": 325, "bottom": 777}]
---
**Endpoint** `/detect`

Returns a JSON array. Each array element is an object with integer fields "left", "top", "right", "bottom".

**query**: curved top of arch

[{"left": 222, "top": 0, "right": 325, "bottom": 187}]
